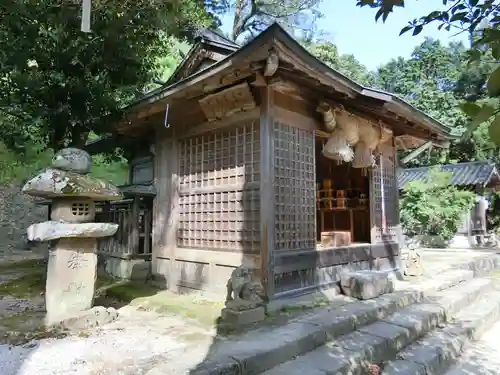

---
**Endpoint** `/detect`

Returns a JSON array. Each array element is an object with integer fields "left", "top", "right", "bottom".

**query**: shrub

[{"left": 400, "top": 166, "right": 475, "bottom": 246}]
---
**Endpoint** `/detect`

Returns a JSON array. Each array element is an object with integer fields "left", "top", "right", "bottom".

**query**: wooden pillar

[
  {"left": 130, "top": 196, "right": 140, "bottom": 256},
  {"left": 152, "top": 136, "right": 179, "bottom": 288},
  {"left": 392, "top": 138, "right": 403, "bottom": 248},
  {"left": 259, "top": 86, "right": 275, "bottom": 297}
]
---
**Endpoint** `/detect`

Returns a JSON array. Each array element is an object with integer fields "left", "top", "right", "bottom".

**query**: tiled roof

[
  {"left": 196, "top": 29, "right": 239, "bottom": 50},
  {"left": 118, "top": 184, "right": 156, "bottom": 197},
  {"left": 398, "top": 161, "right": 500, "bottom": 189}
]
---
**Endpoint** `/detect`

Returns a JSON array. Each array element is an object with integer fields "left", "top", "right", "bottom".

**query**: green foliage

[
  {"left": 486, "top": 192, "right": 500, "bottom": 231},
  {"left": 305, "top": 31, "right": 500, "bottom": 167},
  {"left": 0, "top": 142, "right": 127, "bottom": 186},
  {"left": 400, "top": 167, "right": 475, "bottom": 244},
  {"left": 0, "top": 0, "right": 213, "bottom": 152},
  {"left": 304, "top": 40, "right": 375, "bottom": 86},
  {"left": 355, "top": 0, "right": 500, "bottom": 145}
]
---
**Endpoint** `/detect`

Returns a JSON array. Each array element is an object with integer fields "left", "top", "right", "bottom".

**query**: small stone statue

[
  {"left": 225, "top": 266, "right": 266, "bottom": 311},
  {"left": 404, "top": 249, "right": 423, "bottom": 277},
  {"left": 225, "top": 266, "right": 251, "bottom": 302},
  {"left": 221, "top": 265, "right": 267, "bottom": 327}
]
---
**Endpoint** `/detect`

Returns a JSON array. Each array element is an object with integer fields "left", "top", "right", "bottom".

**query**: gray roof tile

[{"left": 398, "top": 161, "right": 499, "bottom": 189}]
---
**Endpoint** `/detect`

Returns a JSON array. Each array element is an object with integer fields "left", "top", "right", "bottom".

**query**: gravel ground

[{"left": 0, "top": 306, "right": 215, "bottom": 375}]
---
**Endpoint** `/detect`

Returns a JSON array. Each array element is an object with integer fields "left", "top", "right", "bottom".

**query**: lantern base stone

[{"left": 45, "top": 237, "right": 98, "bottom": 325}]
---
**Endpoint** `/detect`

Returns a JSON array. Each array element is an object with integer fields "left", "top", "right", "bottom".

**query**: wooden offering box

[{"left": 320, "top": 230, "right": 352, "bottom": 247}]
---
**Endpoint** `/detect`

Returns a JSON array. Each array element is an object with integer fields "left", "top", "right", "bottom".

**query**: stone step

[
  {"left": 440, "top": 310, "right": 500, "bottom": 375},
  {"left": 259, "top": 277, "right": 493, "bottom": 375},
  {"left": 382, "top": 287, "right": 500, "bottom": 375}
]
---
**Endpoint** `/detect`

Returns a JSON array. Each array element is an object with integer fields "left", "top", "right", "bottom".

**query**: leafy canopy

[
  {"left": 356, "top": 0, "right": 500, "bottom": 145},
  {"left": 0, "top": 0, "right": 212, "bottom": 152}
]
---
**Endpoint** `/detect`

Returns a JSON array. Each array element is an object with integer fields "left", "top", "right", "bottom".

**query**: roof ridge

[{"left": 401, "top": 161, "right": 492, "bottom": 172}]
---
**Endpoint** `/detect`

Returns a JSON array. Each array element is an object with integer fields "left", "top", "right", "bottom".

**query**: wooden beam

[
  {"left": 177, "top": 107, "right": 260, "bottom": 139},
  {"left": 273, "top": 106, "right": 318, "bottom": 133},
  {"left": 400, "top": 141, "right": 433, "bottom": 165},
  {"left": 275, "top": 70, "right": 439, "bottom": 141}
]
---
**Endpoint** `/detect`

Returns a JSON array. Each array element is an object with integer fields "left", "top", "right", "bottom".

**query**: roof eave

[
  {"left": 122, "top": 23, "right": 454, "bottom": 140},
  {"left": 123, "top": 27, "right": 276, "bottom": 112}
]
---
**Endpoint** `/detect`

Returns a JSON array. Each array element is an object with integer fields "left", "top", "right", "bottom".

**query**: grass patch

[
  {"left": 0, "top": 310, "right": 68, "bottom": 345},
  {"left": 0, "top": 269, "right": 45, "bottom": 298},
  {"left": 0, "top": 259, "right": 45, "bottom": 272},
  {"left": 490, "top": 270, "right": 500, "bottom": 278},
  {"left": 105, "top": 281, "right": 159, "bottom": 302},
  {"left": 104, "top": 282, "right": 224, "bottom": 327}
]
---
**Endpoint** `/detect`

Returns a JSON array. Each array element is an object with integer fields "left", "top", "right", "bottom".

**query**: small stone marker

[
  {"left": 404, "top": 249, "right": 424, "bottom": 277},
  {"left": 22, "top": 147, "right": 123, "bottom": 326},
  {"left": 340, "top": 270, "right": 395, "bottom": 300}
]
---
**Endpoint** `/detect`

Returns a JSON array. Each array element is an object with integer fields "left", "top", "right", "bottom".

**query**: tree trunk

[{"left": 232, "top": 0, "right": 242, "bottom": 41}]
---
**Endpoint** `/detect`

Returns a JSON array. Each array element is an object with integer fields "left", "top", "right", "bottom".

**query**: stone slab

[
  {"left": 358, "top": 321, "right": 412, "bottom": 356},
  {"left": 22, "top": 167, "right": 122, "bottom": 200},
  {"left": 385, "top": 289, "right": 500, "bottom": 375},
  {"left": 27, "top": 221, "right": 119, "bottom": 241},
  {"left": 221, "top": 306, "right": 265, "bottom": 326},
  {"left": 100, "top": 256, "right": 151, "bottom": 280},
  {"left": 443, "top": 315, "right": 500, "bottom": 375},
  {"left": 56, "top": 306, "right": 119, "bottom": 331},
  {"left": 333, "top": 330, "right": 388, "bottom": 362},
  {"left": 340, "top": 270, "right": 395, "bottom": 300},
  {"left": 382, "top": 303, "right": 445, "bottom": 340},
  {"left": 261, "top": 344, "right": 361, "bottom": 375},
  {"left": 383, "top": 359, "right": 427, "bottom": 375}
]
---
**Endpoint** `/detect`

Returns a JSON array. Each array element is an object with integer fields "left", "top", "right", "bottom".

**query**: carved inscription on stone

[
  {"left": 64, "top": 281, "right": 84, "bottom": 294},
  {"left": 67, "top": 252, "right": 88, "bottom": 270}
]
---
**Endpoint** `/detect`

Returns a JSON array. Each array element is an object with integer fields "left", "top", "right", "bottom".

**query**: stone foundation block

[
  {"left": 56, "top": 306, "right": 119, "bottom": 331},
  {"left": 101, "top": 256, "right": 150, "bottom": 280},
  {"left": 340, "top": 270, "right": 395, "bottom": 300},
  {"left": 221, "top": 306, "right": 265, "bottom": 327}
]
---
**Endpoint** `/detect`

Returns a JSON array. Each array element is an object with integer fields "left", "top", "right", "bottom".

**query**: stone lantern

[{"left": 22, "top": 148, "right": 123, "bottom": 325}]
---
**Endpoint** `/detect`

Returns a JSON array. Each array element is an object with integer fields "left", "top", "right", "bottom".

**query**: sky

[{"left": 220, "top": 0, "right": 470, "bottom": 71}]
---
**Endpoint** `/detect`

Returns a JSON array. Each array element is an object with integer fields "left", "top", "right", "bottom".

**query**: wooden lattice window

[
  {"left": 382, "top": 148, "right": 399, "bottom": 242},
  {"left": 273, "top": 122, "right": 316, "bottom": 251},
  {"left": 177, "top": 121, "right": 261, "bottom": 251},
  {"left": 370, "top": 144, "right": 399, "bottom": 243}
]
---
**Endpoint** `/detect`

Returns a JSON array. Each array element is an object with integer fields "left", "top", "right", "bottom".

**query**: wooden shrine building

[{"left": 88, "top": 25, "right": 454, "bottom": 299}]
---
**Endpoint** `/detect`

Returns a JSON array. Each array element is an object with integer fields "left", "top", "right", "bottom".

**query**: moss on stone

[
  {"left": 0, "top": 266, "right": 46, "bottom": 298},
  {"left": 0, "top": 310, "right": 68, "bottom": 345},
  {"left": 23, "top": 167, "right": 122, "bottom": 199},
  {"left": 104, "top": 281, "right": 159, "bottom": 302},
  {"left": 104, "top": 282, "right": 224, "bottom": 327},
  {"left": 0, "top": 258, "right": 45, "bottom": 272}
]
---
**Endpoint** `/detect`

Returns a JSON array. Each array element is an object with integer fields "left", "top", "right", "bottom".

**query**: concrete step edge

[
  {"left": 451, "top": 253, "right": 500, "bottom": 277},
  {"left": 258, "top": 277, "right": 493, "bottom": 375},
  {"left": 189, "top": 270, "right": 491, "bottom": 375},
  {"left": 382, "top": 288, "right": 500, "bottom": 375}
]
